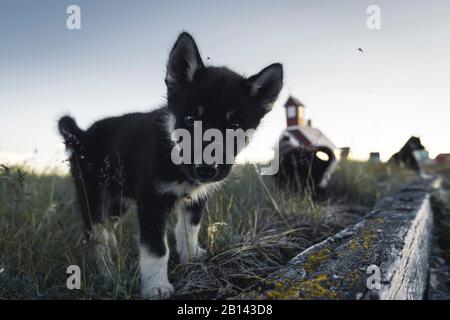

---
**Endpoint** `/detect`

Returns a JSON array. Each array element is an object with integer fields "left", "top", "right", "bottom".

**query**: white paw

[
  {"left": 420, "top": 172, "right": 432, "bottom": 179},
  {"left": 179, "top": 245, "right": 207, "bottom": 264},
  {"left": 90, "top": 225, "right": 117, "bottom": 278},
  {"left": 141, "top": 282, "right": 174, "bottom": 300},
  {"left": 196, "top": 246, "right": 207, "bottom": 258}
]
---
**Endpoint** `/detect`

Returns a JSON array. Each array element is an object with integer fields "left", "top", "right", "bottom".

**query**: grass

[
  {"left": 429, "top": 162, "right": 450, "bottom": 290},
  {"left": 0, "top": 160, "right": 415, "bottom": 299}
]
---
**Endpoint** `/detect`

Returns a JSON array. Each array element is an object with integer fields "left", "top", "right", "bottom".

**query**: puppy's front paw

[
  {"left": 141, "top": 282, "right": 174, "bottom": 300},
  {"left": 196, "top": 246, "right": 207, "bottom": 258},
  {"left": 179, "top": 245, "right": 207, "bottom": 264},
  {"left": 90, "top": 224, "right": 117, "bottom": 280}
]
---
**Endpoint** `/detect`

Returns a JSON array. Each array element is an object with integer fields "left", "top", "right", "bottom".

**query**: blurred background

[{"left": 1, "top": 0, "right": 449, "bottom": 171}]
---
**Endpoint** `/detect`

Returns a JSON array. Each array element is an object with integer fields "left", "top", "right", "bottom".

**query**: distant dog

[
  {"left": 275, "top": 137, "right": 336, "bottom": 195},
  {"left": 389, "top": 136, "right": 425, "bottom": 174},
  {"left": 58, "top": 32, "right": 283, "bottom": 299}
]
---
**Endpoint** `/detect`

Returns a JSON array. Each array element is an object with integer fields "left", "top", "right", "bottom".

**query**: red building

[
  {"left": 280, "top": 95, "right": 336, "bottom": 153},
  {"left": 435, "top": 153, "right": 450, "bottom": 163}
]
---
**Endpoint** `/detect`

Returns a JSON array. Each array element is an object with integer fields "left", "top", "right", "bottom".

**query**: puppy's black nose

[{"left": 194, "top": 164, "right": 218, "bottom": 180}]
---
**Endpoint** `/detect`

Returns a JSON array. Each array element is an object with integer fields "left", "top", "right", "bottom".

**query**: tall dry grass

[{"left": 0, "top": 161, "right": 414, "bottom": 299}]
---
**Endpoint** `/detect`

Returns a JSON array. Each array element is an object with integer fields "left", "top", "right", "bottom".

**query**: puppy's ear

[
  {"left": 247, "top": 63, "right": 283, "bottom": 112},
  {"left": 165, "top": 32, "right": 205, "bottom": 92}
]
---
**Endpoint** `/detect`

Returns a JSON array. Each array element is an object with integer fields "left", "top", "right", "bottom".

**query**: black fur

[
  {"left": 388, "top": 136, "right": 425, "bottom": 173},
  {"left": 275, "top": 142, "right": 336, "bottom": 195},
  {"left": 58, "top": 32, "right": 283, "bottom": 263}
]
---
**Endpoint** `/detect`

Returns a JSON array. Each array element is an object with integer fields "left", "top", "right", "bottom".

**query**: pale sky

[{"left": 1, "top": 0, "right": 449, "bottom": 171}]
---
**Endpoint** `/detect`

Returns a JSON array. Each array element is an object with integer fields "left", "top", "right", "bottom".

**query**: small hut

[{"left": 279, "top": 95, "right": 336, "bottom": 154}]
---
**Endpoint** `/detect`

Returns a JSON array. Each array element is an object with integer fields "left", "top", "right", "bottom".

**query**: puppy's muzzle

[{"left": 194, "top": 164, "right": 218, "bottom": 180}]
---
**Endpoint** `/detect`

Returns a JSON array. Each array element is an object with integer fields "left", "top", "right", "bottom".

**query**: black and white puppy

[
  {"left": 388, "top": 136, "right": 425, "bottom": 174},
  {"left": 275, "top": 138, "right": 336, "bottom": 196},
  {"left": 58, "top": 32, "right": 283, "bottom": 299}
]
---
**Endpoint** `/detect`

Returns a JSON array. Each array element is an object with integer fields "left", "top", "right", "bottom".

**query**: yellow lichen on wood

[
  {"left": 348, "top": 238, "right": 359, "bottom": 251},
  {"left": 303, "top": 248, "right": 331, "bottom": 273},
  {"left": 265, "top": 274, "right": 339, "bottom": 300},
  {"left": 362, "top": 229, "right": 376, "bottom": 249},
  {"left": 372, "top": 217, "right": 384, "bottom": 225},
  {"left": 347, "top": 228, "right": 376, "bottom": 251},
  {"left": 296, "top": 274, "right": 339, "bottom": 300}
]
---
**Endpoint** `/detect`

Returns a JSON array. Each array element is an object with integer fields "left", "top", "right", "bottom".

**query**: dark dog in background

[
  {"left": 389, "top": 136, "right": 425, "bottom": 174},
  {"left": 58, "top": 32, "right": 283, "bottom": 299},
  {"left": 275, "top": 136, "right": 337, "bottom": 195}
]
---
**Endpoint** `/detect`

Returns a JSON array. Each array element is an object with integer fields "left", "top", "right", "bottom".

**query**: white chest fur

[{"left": 155, "top": 179, "right": 223, "bottom": 203}]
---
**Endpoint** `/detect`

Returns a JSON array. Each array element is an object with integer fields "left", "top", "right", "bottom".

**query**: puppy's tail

[{"left": 58, "top": 115, "right": 85, "bottom": 154}]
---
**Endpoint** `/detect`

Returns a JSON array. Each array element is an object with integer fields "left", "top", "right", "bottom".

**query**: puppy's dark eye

[
  {"left": 228, "top": 123, "right": 240, "bottom": 130},
  {"left": 184, "top": 115, "right": 197, "bottom": 125}
]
